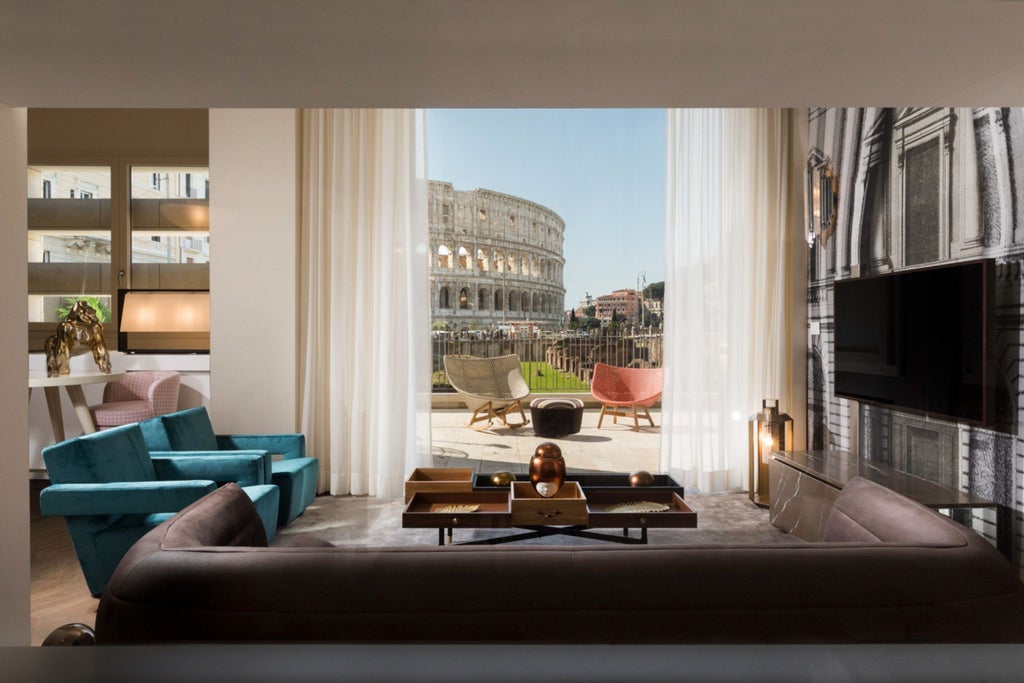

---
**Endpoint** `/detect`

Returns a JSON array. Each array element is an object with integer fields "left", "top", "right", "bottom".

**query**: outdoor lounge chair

[
  {"left": 444, "top": 354, "right": 530, "bottom": 429},
  {"left": 590, "top": 362, "right": 662, "bottom": 431}
]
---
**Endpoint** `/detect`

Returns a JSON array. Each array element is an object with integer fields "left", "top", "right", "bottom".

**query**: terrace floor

[{"left": 430, "top": 407, "right": 661, "bottom": 474}]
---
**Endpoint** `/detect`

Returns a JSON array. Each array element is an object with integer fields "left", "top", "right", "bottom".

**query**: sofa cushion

[
  {"left": 823, "top": 476, "right": 967, "bottom": 546},
  {"left": 160, "top": 483, "right": 269, "bottom": 549},
  {"left": 275, "top": 533, "right": 335, "bottom": 548},
  {"left": 160, "top": 407, "right": 220, "bottom": 451}
]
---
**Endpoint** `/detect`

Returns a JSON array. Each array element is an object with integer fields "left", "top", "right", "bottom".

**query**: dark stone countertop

[{"left": 771, "top": 450, "right": 996, "bottom": 509}]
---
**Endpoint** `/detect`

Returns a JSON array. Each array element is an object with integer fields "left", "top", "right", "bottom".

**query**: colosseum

[{"left": 429, "top": 181, "right": 566, "bottom": 329}]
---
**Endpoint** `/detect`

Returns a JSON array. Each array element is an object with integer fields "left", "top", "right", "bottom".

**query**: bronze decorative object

[
  {"left": 44, "top": 300, "right": 111, "bottom": 377},
  {"left": 490, "top": 471, "right": 516, "bottom": 486},
  {"left": 529, "top": 442, "right": 566, "bottom": 498},
  {"left": 629, "top": 470, "right": 655, "bottom": 487}
]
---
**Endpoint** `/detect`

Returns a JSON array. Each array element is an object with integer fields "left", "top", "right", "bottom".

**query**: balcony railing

[{"left": 431, "top": 329, "right": 663, "bottom": 393}]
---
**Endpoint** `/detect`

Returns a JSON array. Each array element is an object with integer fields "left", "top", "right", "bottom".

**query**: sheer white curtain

[
  {"left": 660, "top": 108, "right": 800, "bottom": 493},
  {"left": 298, "top": 109, "right": 432, "bottom": 498}
]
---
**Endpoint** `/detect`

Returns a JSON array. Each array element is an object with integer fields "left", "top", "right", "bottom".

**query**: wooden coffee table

[{"left": 402, "top": 472, "right": 697, "bottom": 545}]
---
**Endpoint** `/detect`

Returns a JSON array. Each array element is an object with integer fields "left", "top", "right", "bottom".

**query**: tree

[
  {"left": 643, "top": 281, "right": 665, "bottom": 301},
  {"left": 568, "top": 308, "right": 579, "bottom": 330}
]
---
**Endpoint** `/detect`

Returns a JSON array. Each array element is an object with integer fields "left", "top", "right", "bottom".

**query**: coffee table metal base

[{"left": 436, "top": 525, "right": 648, "bottom": 545}]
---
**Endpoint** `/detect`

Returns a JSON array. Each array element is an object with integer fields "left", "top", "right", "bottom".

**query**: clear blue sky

[{"left": 426, "top": 109, "right": 665, "bottom": 308}]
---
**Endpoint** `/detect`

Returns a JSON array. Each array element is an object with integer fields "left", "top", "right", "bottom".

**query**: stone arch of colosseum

[{"left": 429, "top": 181, "right": 566, "bottom": 328}]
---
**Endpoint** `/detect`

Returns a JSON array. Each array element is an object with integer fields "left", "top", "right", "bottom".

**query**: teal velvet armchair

[
  {"left": 139, "top": 407, "right": 318, "bottom": 527},
  {"left": 40, "top": 423, "right": 280, "bottom": 596}
]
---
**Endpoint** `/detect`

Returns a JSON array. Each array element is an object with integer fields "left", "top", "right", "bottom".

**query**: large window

[
  {"left": 27, "top": 163, "right": 210, "bottom": 351},
  {"left": 129, "top": 166, "right": 210, "bottom": 289},
  {"left": 27, "top": 166, "right": 113, "bottom": 326}
]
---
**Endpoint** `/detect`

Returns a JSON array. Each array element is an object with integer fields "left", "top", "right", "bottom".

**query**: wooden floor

[{"left": 30, "top": 480, "right": 98, "bottom": 646}]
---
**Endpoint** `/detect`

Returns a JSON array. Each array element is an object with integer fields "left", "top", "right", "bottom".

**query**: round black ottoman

[{"left": 530, "top": 397, "right": 585, "bottom": 438}]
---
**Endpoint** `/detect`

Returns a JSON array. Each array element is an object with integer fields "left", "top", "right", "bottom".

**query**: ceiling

[{"left": 2, "top": 0, "right": 1023, "bottom": 108}]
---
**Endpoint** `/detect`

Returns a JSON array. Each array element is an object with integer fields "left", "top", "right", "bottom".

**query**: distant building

[
  {"left": 429, "top": 181, "right": 566, "bottom": 329},
  {"left": 594, "top": 288, "right": 641, "bottom": 322}
]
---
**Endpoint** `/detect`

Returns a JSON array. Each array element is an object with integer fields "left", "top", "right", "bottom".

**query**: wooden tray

[
  {"left": 404, "top": 467, "right": 475, "bottom": 503},
  {"left": 402, "top": 491, "right": 510, "bottom": 529},
  {"left": 475, "top": 472, "right": 683, "bottom": 496},
  {"left": 510, "top": 481, "right": 587, "bottom": 526},
  {"left": 584, "top": 490, "right": 697, "bottom": 529}
]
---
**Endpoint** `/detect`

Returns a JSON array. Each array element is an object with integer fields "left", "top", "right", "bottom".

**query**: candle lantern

[{"left": 748, "top": 399, "right": 792, "bottom": 508}]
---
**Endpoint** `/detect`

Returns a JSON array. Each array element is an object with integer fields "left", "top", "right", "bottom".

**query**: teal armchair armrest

[
  {"left": 216, "top": 433, "right": 305, "bottom": 461},
  {"left": 150, "top": 452, "right": 271, "bottom": 487},
  {"left": 39, "top": 481, "right": 216, "bottom": 517}
]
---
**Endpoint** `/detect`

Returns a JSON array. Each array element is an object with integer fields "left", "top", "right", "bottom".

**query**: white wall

[
  {"left": 208, "top": 110, "right": 298, "bottom": 433},
  {"left": 0, "top": 104, "right": 30, "bottom": 644}
]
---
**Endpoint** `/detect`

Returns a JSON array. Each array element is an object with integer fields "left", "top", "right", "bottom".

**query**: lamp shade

[{"left": 119, "top": 291, "right": 210, "bottom": 333}]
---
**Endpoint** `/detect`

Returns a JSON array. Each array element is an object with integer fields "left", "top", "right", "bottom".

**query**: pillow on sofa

[
  {"left": 160, "top": 482, "right": 269, "bottom": 549},
  {"left": 823, "top": 476, "right": 967, "bottom": 546}
]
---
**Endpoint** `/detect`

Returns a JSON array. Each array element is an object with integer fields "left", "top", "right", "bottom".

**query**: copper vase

[{"left": 530, "top": 442, "right": 566, "bottom": 498}]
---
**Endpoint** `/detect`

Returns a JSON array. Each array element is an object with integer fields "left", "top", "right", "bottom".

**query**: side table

[{"left": 29, "top": 370, "right": 125, "bottom": 442}]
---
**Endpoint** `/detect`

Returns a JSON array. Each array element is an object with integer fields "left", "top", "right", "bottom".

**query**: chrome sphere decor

[{"left": 529, "top": 442, "right": 566, "bottom": 498}]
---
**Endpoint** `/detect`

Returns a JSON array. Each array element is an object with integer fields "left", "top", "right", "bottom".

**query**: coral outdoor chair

[
  {"left": 89, "top": 370, "right": 181, "bottom": 429},
  {"left": 444, "top": 354, "right": 530, "bottom": 429},
  {"left": 590, "top": 362, "right": 663, "bottom": 431}
]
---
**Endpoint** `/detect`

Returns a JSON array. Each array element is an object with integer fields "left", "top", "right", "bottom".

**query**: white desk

[{"left": 28, "top": 371, "right": 125, "bottom": 442}]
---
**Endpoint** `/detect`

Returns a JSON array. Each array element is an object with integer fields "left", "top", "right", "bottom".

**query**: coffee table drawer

[
  {"left": 510, "top": 481, "right": 587, "bottom": 526},
  {"left": 585, "top": 490, "right": 697, "bottom": 529},
  {"left": 402, "top": 491, "right": 510, "bottom": 528}
]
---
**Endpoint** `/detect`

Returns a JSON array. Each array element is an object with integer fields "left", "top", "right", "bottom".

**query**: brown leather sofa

[{"left": 95, "top": 477, "right": 1024, "bottom": 644}]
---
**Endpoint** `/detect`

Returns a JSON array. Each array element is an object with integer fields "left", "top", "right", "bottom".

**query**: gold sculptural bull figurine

[{"left": 44, "top": 300, "right": 112, "bottom": 377}]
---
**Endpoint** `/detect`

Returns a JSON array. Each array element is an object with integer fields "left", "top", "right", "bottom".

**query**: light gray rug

[{"left": 275, "top": 487, "right": 804, "bottom": 548}]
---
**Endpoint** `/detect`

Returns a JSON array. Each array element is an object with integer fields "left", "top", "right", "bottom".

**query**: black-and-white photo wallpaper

[{"left": 807, "top": 108, "right": 1024, "bottom": 573}]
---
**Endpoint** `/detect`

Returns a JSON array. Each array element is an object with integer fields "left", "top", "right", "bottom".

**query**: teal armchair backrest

[
  {"left": 43, "top": 423, "right": 157, "bottom": 485},
  {"left": 143, "top": 406, "right": 219, "bottom": 451}
]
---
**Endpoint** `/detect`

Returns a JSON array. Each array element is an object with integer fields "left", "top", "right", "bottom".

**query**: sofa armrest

[
  {"left": 39, "top": 481, "right": 216, "bottom": 516},
  {"left": 216, "top": 433, "right": 305, "bottom": 461},
  {"left": 151, "top": 452, "right": 270, "bottom": 487}
]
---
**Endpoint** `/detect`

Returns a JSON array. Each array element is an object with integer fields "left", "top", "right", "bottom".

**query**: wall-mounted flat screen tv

[{"left": 833, "top": 258, "right": 993, "bottom": 425}]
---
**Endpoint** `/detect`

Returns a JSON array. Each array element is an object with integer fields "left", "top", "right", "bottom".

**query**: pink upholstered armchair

[
  {"left": 89, "top": 370, "right": 181, "bottom": 429},
  {"left": 590, "top": 362, "right": 663, "bottom": 431}
]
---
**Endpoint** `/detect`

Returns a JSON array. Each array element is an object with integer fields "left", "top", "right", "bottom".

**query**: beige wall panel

[
  {"left": 208, "top": 109, "right": 297, "bottom": 434},
  {"left": 0, "top": 104, "right": 30, "bottom": 644},
  {"left": 28, "top": 109, "right": 208, "bottom": 158}
]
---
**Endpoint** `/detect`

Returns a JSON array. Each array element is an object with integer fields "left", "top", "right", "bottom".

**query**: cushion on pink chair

[{"left": 92, "top": 400, "right": 156, "bottom": 428}]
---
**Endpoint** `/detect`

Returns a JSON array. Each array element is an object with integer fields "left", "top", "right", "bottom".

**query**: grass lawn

[{"left": 520, "top": 361, "right": 589, "bottom": 393}]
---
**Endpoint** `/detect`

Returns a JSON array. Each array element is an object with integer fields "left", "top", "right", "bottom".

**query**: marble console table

[{"left": 769, "top": 450, "right": 1010, "bottom": 560}]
